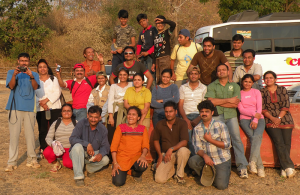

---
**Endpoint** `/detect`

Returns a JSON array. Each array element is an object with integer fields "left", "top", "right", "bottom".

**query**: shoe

[
  {"left": 50, "top": 161, "right": 62, "bottom": 173},
  {"left": 75, "top": 179, "right": 85, "bottom": 187},
  {"left": 4, "top": 165, "right": 17, "bottom": 172},
  {"left": 249, "top": 161, "right": 257, "bottom": 174},
  {"left": 257, "top": 169, "right": 265, "bottom": 178},
  {"left": 26, "top": 160, "right": 41, "bottom": 168},
  {"left": 37, "top": 149, "right": 44, "bottom": 160},
  {"left": 87, "top": 172, "right": 95, "bottom": 178},
  {"left": 174, "top": 175, "right": 186, "bottom": 184},
  {"left": 151, "top": 163, "right": 157, "bottom": 171},
  {"left": 281, "top": 169, "right": 287, "bottom": 178},
  {"left": 133, "top": 175, "right": 142, "bottom": 182},
  {"left": 239, "top": 169, "right": 248, "bottom": 179},
  {"left": 286, "top": 168, "right": 296, "bottom": 178}
]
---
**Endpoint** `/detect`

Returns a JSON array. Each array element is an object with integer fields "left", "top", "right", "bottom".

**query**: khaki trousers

[
  {"left": 142, "top": 118, "right": 151, "bottom": 131},
  {"left": 155, "top": 147, "right": 190, "bottom": 183},
  {"left": 156, "top": 56, "right": 171, "bottom": 84}
]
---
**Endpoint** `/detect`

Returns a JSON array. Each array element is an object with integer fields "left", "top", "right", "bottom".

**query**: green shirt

[{"left": 205, "top": 79, "right": 241, "bottom": 119}]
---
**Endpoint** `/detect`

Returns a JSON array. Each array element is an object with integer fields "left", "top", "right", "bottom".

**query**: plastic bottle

[{"left": 45, "top": 109, "right": 51, "bottom": 120}]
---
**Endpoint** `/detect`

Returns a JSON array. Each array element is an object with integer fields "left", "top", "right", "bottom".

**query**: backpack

[
  {"left": 54, "top": 117, "right": 77, "bottom": 132},
  {"left": 70, "top": 77, "right": 94, "bottom": 93}
]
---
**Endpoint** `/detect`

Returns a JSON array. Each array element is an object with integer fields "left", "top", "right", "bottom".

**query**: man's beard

[{"left": 204, "top": 49, "right": 213, "bottom": 57}]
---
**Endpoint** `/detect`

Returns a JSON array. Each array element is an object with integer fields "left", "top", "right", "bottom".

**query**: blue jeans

[
  {"left": 152, "top": 111, "right": 165, "bottom": 128},
  {"left": 213, "top": 114, "right": 248, "bottom": 171},
  {"left": 188, "top": 155, "right": 231, "bottom": 190},
  {"left": 186, "top": 113, "right": 199, "bottom": 156},
  {"left": 140, "top": 56, "right": 155, "bottom": 89},
  {"left": 69, "top": 143, "right": 109, "bottom": 180},
  {"left": 73, "top": 108, "right": 87, "bottom": 122},
  {"left": 240, "top": 119, "right": 265, "bottom": 169}
]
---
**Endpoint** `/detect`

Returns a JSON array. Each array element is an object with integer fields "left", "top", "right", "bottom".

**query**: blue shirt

[
  {"left": 69, "top": 118, "right": 110, "bottom": 157},
  {"left": 5, "top": 70, "right": 40, "bottom": 112}
]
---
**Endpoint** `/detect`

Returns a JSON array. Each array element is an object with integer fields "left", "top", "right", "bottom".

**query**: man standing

[
  {"left": 153, "top": 101, "right": 190, "bottom": 184},
  {"left": 5, "top": 53, "right": 41, "bottom": 171},
  {"left": 151, "top": 15, "right": 176, "bottom": 84},
  {"left": 205, "top": 64, "right": 249, "bottom": 179},
  {"left": 81, "top": 47, "right": 105, "bottom": 77},
  {"left": 233, "top": 49, "right": 263, "bottom": 89},
  {"left": 188, "top": 100, "right": 231, "bottom": 190},
  {"left": 224, "top": 34, "right": 244, "bottom": 70},
  {"left": 109, "top": 46, "right": 154, "bottom": 89},
  {"left": 178, "top": 66, "right": 207, "bottom": 155},
  {"left": 57, "top": 63, "right": 97, "bottom": 121},
  {"left": 170, "top": 29, "right": 202, "bottom": 88},
  {"left": 188, "top": 37, "right": 231, "bottom": 85},
  {"left": 69, "top": 106, "right": 110, "bottom": 186}
]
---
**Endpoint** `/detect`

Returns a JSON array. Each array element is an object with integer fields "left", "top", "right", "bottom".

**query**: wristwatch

[{"left": 30, "top": 77, "right": 34, "bottom": 80}]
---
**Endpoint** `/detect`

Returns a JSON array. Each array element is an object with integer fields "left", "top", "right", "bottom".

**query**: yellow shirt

[
  {"left": 171, "top": 42, "right": 202, "bottom": 80},
  {"left": 124, "top": 86, "right": 152, "bottom": 118}
]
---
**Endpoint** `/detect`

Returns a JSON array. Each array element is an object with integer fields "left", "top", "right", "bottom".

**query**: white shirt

[
  {"left": 36, "top": 76, "right": 62, "bottom": 111},
  {"left": 108, "top": 83, "right": 132, "bottom": 114}
]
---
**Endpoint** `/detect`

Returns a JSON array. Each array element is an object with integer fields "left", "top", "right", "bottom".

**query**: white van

[{"left": 194, "top": 11, "right": 300, "bottom": 102}]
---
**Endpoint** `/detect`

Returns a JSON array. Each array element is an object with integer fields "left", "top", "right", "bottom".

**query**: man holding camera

[{"left": 5, "top": 53, "right": 41, "bottom": 172}]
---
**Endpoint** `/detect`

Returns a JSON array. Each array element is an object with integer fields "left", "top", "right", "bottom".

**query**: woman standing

[
  {"left": 43, "top": 104, "right": 76, "bottom": 173},
  {"left": 151, "top": 69, "right": 179, "bottom": 128},
  {"left": 261, "top": 71, "right": 296, "bottom": 178},
  {"left": 111, "top": 106, "right": 149, "bottom": 186},
  {"left": 238, "top": 74, "right": 265, "bottom": 177},
  {"left": 124, "top": 73, "right": 152, "bottom": 130},
  {"left": 36, "top": 59, "right": 62, "bottom": 159},
  {"left": 107, "top": 67, "right": 132, "bottom": 145}
]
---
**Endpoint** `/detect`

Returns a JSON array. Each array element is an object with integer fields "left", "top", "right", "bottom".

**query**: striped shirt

[
  {"left": 45, "top": 119, "right": 76, "bottom": 148},
  {"left": 179, "top": 81, "right": 207, "bottom": 115},
  {"left": 193, "top": 119, "right": 231, "bottom": 165},
  {"left": 233, "top": 63, "right": 263, "bottom": 89},
  {"left": 224, "top": 50, "right": 244, "bottom": 72}
]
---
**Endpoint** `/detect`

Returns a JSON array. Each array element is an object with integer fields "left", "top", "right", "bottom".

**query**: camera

[
  {"left": 19, "top": 66, "right": 27, "bottom": 72},
  {"left": 56, "top": 65, "right": 61, "bottom": 72}
]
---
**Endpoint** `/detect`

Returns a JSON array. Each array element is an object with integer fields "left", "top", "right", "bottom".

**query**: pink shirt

[
  {"left": 66, "top": 75, "right": 97, "bottom": 109},
  {"left": 238, "top": 88, "right": 264, "bottom": 123}
]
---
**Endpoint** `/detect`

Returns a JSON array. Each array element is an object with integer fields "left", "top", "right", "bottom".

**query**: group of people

[{"left": 4, "top": 9, "right": 296, "bottom": 190}]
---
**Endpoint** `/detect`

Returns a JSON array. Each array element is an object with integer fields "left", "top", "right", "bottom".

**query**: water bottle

[{"left": 45, "top": 109, "right": 51, "bottom": 120}]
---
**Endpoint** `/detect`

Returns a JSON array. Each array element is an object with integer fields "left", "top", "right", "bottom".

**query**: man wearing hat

[
  {"left": 170, "top": 29, "right": 202, "bottom": 88},
  {"left": 57, "top": 63, "right": 97, "bottom": 121},
  {"left": 178, "top": 66, "right": 207, "bottom": 155},
  {"left": 188, "top": 100, "right": 231, "bottom": 190}
]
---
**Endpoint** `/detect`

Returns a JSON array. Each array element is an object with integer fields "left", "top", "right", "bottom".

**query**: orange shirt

[
  {"left": 82, "top": 60, "right": 101, "bottom": 77},
  {"left": 110, "top": 124, "right": 149, "bottom": 171}
]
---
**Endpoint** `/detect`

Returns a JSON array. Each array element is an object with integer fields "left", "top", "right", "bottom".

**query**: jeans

[
  {"left": 152, "top": 111, "right": 166, "bottom": 128},
  {"left": 240, "top": 119, "right": 265, "bottom": 169},
  {"left": 69, "top": 143, "right": 109, "bottom": 180},
  {"left": 188, "top": 155, "right": 231, "bottom": 190},
  {"left": 112, "top": 161, "right": 147, "bottom": 186},
  {"left": 112, "top": 52, "right": 125, "bottom": 83},
  {"left": 265, "top": 128, "right": 294, "bottom": 170},
  {"left": 213, "top": 114, "right": 248, "bottom": 171},
  {"left": 73, "top": 108, "right": 87, "bottom": 122},
  {"left": 140, "top": 56, "right": 155, "bottom": 89},
  {"left": 186, "top": 113, "right": 199, "bottom": 156}
]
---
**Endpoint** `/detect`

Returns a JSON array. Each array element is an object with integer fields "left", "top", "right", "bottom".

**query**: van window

[
  {"left": 195, "top": 33, "right": 209, "bottom": 44},
  {"left": 295, "top": 39, "right": 300, "bottom": 51},
  {"left": 275, "top": 39, "right": 294, "bottom": 52},
  {"left": 254, "top": 40, "right": 271, "bottom": 52}
]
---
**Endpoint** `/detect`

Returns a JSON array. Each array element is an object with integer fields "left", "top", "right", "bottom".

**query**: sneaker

[
  {"left": 4, "top": 165, "right": 17, "bottom": 172},
  {"left": 281, "top": 169, "right": 287, "bottom": 178},
  {"left": 239, "top": 169, "right": 248, "bottom": 179},
  {"left": 50, "top": 161, "right": 62, "bottom": 173},
  {"left": 257, "top": 169, "right": 265, "bottom": 178},
  {"left": 132, "top": 175, "right": 142, "bottom": 182},
  {"left": 174, "top": 175, "right": 186, "bottom": 184},
  {"left": 26, "top": 160, "right": 41, "bottom": 168},
  {"left": 37, "top": 149, "right": 44, "bottom": 160},
  {"left": 249, "top": 161, "right": 257, "bottom": 174},
  {"left": 286, "top": 168, "right": 296, "bottom": 178},
  {"left": 75, "top": 179, "right": 85, "bottom": 187},
  {"left": 87, "top": 172, "right": 95, "bottom": 178}
]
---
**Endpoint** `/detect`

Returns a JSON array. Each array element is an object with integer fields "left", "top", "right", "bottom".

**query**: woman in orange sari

[{"left": 111, "top": 106, "right": 149, "bottom": 186}]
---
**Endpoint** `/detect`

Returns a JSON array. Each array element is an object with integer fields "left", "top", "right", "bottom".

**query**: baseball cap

[
  {"left": 96, "top": 71, "right": 107, "bottom": 78},
  {"left": 188, "top": 66, "right": 200, "bottom": 74},
  {"left": 200, "top": 164, "right": 216, "bottom": 187},
  {"left": 73, "top": 63, "right": 85, "bottom": 70},
  {"left": 179, "top": 29, "right": 191, "bottom": 39}
]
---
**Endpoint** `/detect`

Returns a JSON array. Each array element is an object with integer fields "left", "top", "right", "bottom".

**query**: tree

[
  {"left": 200, "top": 0, "right": 300, "bottom": 22},
  {"left": 0, "top": 0, "right": 52, "bottom": 59}
]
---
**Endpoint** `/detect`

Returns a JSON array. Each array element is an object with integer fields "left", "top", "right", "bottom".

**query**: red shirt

[
  {"left": 65, "top": 75, "right": 97, "bottom": 109},
  {"left": 81, "top": 60, "right": 101, "bottom": 77}
]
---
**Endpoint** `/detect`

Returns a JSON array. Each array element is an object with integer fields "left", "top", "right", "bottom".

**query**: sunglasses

[
  {"left": 124, "top": 52, "right": 134, "bottom": 55},
  {"left": 118, "top": 67, "right": 128, "bottom": 71}
]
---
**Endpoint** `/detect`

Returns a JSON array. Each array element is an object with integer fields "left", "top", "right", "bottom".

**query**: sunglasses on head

[
  {"left": 124, "top": 52, "right": 134, "bottom": 55},
  {"left": 119, "top": 67, "right": 128, "bottom": 71}
]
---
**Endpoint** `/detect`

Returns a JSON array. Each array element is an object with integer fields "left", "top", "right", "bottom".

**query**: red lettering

[
  {"left": 290, "top": 58, "right": 298, "bottom": 66},
  {"left": 298, "top": 58, "right": 300, "bottom": 66}
]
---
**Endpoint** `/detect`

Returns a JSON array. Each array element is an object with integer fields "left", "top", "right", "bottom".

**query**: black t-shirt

[
  {"left": 112, "top": 61, "right": 148, "bottom": 82},
  {"left": 137, "top": 25, "right": 158, "bottom": 52}
]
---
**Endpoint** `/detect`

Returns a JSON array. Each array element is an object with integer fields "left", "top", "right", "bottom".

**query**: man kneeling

[
  {"left": 188, "top": 100, "right": 231, "bottom": 190},
  {"left": 69, "top": 106, "right": 110, "bottom": 186}
]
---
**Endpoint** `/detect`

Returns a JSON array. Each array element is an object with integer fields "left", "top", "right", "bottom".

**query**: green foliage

[
  {"left": 200, "top": 0, "right": 300, "bottom": 22},
  {"left": 0, "top": 0, "right": 52, "bottom": 60}
]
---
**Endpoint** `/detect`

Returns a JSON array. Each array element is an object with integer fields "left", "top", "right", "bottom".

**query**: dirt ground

[{"left": 0, "top": 84, "right": 299, "bottom": 195}]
